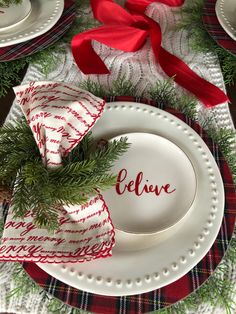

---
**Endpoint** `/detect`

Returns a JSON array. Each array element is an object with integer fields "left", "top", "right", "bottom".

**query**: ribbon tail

[
  {"left": 158, "top": 47, "right": 229, "bottom": 108},
  {"left": 147, "top": 19, "right": 228, "bottom": 107},
  {"left": 72, "top": 26, "right": 148, "bottom": 75}
]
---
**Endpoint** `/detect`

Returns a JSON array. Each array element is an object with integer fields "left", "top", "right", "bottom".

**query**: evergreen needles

[
  {"left": 7, "top": 263, "right": 41, "bottom": 299},
  {"left": 177, "top": 0, "right": 236, "bottom": 85},
  {"left": 0, "top": 0, "right": 22, "bottom": 6},
  {"left": 0, "top": 118, "right": 129, "bottom": 230},
  {"left": 0, "top": 59, "right": 28, "bottom": 97}
]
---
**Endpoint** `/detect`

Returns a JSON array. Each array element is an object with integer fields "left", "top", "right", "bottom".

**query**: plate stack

[
  {"left": 0, "top": 0, "right": 75, "bottom": 61},
  {"left": 21, "top": 98, "right": 235, "bottom": 313}
]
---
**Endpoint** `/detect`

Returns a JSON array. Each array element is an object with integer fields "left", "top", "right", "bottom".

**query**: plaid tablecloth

[{"left": 22, "top": 96, "right": 236, "bottom": 314}]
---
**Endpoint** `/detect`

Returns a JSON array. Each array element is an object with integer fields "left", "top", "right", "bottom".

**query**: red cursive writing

[
  {"left": 4, "top": 220, "right": 37, "bottom": 236},
  {"left": 116, "top": 169, "right": 176, "bottom": 197}
]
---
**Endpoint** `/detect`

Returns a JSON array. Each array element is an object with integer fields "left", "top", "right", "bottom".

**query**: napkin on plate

[{"left": 0, "top": 81, "right": 115, "bottom": 263}]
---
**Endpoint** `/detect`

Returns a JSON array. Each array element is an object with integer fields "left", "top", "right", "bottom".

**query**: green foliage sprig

[
  {"left": 0, "top": 0, "right": 22, "bottom": 6},
  {"left": 0, "top": 118, "right": 129, "bottom": 230},
  {"left": 176, "top": 0, "right": 236, "bottom": 85}
]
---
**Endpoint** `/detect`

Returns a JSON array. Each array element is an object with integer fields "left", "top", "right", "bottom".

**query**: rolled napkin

[{"left": 0, "top": 81, "right": 115, "bottom": 263}]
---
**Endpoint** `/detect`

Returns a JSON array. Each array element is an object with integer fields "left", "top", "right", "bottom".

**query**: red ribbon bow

[{"left": 72, "top": 0, "right": 228, "bottom": 108}]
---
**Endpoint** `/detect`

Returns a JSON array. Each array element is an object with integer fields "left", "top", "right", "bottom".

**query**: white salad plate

[
  {"left": 104, "top": 132, "right": 196, "bottom": 235},
  {"left": 0, "top": 0, "right": 32, "bottom": 30},
  {"left": 216, "top": 0, "right": 236, "bottom": 41},
  {"left": 0, "top": 0, "right": 64, "bottom": 47},
  {"left": 38, "top": 102, "right": 224, "bottom": 296}
]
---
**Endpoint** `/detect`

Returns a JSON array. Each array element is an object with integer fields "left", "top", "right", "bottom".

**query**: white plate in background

[
  {"left": 0, "top": 0, "right": 64, "bottom": 47},
  {"left": 216, "top": 0, "right": 236, "bottom": 40}
]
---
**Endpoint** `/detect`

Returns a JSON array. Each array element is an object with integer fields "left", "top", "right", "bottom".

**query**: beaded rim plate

[
  {"left": 0, "top": 0, "right": 64, "bottom": 47},
  {"left": 38, "top": 102, "right": 224, "bottom": 296},
  {"left": 215, "top": 0, "right": 236, "bottom": 41}
]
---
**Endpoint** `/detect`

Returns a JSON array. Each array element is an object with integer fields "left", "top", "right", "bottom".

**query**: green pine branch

[
  {"left": 6, "top": 263, "right": 41, "bottom": 300},
  {"left": 207, "top": 128, "right": 236, "bottom": 184},
  {"left": 0, "top": 119, "right": 129, "bottom": 230},
  {"left": 149, "top": 78, "right": 198, "bottom": 120},
  {"left": 0, "top": 218, "right": 4, "bottom": 238},
  {"left": 87, "top": 136, "right": 130, "bottom": 174},
  {"left": 0, "top": 0, "right": 22, "bottom": 6},
  {"left": 176, "top": 0, "right": 236, "bottom": 85},
  {"left": 79, "top": 76, "right": 137, "bottom": 99},
  {"left": 79, "top": 79, "right": 107, "bottom": 98},
  {"left": 0, "top": 119, "right": 41, "bottom": 184},
  {"left": 0, "top": 60, "right": 27, "bottom": 97},
  {"left": 48, "top": 299, "right": 89, "bottom": 314}
]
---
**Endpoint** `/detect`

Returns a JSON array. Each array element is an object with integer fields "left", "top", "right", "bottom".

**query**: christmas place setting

[{"left": 0, "top": 1, "right": 235, "bottom": 314}]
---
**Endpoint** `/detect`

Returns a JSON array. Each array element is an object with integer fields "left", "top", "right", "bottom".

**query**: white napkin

[{"left": 0, "top": 81, "right": 115, "bottom": 263}]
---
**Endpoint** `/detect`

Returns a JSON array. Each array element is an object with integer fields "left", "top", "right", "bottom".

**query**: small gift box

[{"left": 0, "top": 81, "right": 128, "bottom": 263}]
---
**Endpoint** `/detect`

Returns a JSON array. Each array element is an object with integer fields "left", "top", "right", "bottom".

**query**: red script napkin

[{"left": 0, "top": 82, "right": 115, "bottom": 263}]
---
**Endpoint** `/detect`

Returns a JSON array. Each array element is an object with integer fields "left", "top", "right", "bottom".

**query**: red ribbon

[{"left": 72, "top": 0, "right": 229, "bottom": 108}]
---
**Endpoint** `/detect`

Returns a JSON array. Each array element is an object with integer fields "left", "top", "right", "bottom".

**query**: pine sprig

[
  {"left": 11, "top": 175, "right": 31, "bottom": 218},
  {"left": 90, "top": 137, "right": 130, "bottom": 174},
  {"left": 0, "top": 217, "right": 4, "bottom": 238},
  {"left": 109, "top": 76, "right": 137, "bottom": 96},
  {"left": 207, "top": 128, "right": 236, "bottom": 184},
  {"left": 0, "top": 59, "right": 28, "bottom": 97},
  {"left": 0, "top": 119, "right": 129, "bottom": 230},
  {"left": 176, "top": 0, "right": 236, "bottom": 85},
  {"left": 47, "top": 297, "right": 89, "bottom": 314},
  {"left": 6, "top": 263, "right": 41, "bottom": 300},
  {"left": 149, "top": 78, "right": 198, "bottom": 120},
  {"left": 0, "top": 119, "right": 41, "bottom": 184},
  {"left": 0, "top": 0, "right": 22, "bottom": 6},
  {"left": 79, "top": 79, "right": 107, "bottom": 98},
  {"left": 80, "top": 77, "right": 138, "bottom": 98}
]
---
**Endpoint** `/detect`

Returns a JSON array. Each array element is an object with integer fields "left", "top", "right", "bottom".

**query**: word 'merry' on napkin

[{"left": 0, "top": 81, "right": 115, "bottom": 263}]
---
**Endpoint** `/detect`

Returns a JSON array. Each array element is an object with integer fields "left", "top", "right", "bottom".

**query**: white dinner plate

[
  {"left": 38, "top": 102, "right": 224, "bottom": 296},
  {"left": 104, "top": 132, "right": 196, "bottom": 234},
  {"left": 216, "top": 0, "right": 236, "bottom": 41},
  {"left": 0, "top": 0, "right": 64, "bottom": 47}
]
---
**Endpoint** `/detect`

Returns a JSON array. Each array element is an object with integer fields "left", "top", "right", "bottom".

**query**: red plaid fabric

[
  {"left": 202, "top": 0, "right": 236, "bottom": 56},
  {"left": 0, "top": 0, "right": 76, "bottom": 62},
  {"left": 22, "top": 97, "right": 236, "bottom": 314}
]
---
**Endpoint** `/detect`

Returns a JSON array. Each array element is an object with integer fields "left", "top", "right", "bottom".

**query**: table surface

[
  {"left": 0, "top": 47, "right": 235, "bottom": 314},
  {"left": 0, "top": 67, "right": 235, "bottom": 125}
]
